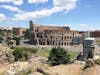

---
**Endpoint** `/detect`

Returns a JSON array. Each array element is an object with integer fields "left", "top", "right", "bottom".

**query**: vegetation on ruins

[
  {"left": 36, "top": 49, "right": 50, "bottom": 57},
  {"left": 7, "top": 40, "right": 14, "bottom": 46},
  {"left": 48, "top": 47, "right": 70, "bottom": 66},
  {"left": 13, "top": 47, "right": 38, "bottom": 61},
  {"left": 13, "top": 36, "right": 21, "bottom": 45},
  {"left": 6, "top": 36, "right": 13, "bottom": 46},
  {"left": 67, "top": 51, "right": 78, "bottom": 61},
  {"left": 23, "top": 68, "right": 32, "bottom": 75}
]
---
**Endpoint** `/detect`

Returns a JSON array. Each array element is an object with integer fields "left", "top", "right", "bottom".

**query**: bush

[
  {"left": 48, "top": 47, "right": 70, "bottom": 66},
  {"left": 13, "top": 47, "right": 27, "bottom": 61},
  {"left": 13, "top": 47, "right": 38, "bottom": 61},
  {"left": 24, "top": 47, "right": 38, "bottom": 54}
]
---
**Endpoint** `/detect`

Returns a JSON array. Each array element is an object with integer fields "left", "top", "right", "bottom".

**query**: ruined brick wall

[
  {"left": 13, "top": 28, "right": 26, "bottom": 36},
  {"left": 90, "top": 31, "right": 100, "bottom": 37}
]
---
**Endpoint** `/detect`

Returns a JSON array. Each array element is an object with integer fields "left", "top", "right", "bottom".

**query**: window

[
  {"left": 67, "top": 42, "right": 69, "bottom": 46},
  {"left": 47, "top": 41, "right": 49, "bottom": 45},
  {"left": 56, "top": 43, "right": 57, "bottom": 46},
  {"left": 50, "top": 36, "right": 52, "bottom": 39},
  {"left": 62, "top": 37, "right": 63, "bottom": 40},
  {"left": 70, "top": 36, "right": 72, "bottom": 40},
  {"left": 37, "top": 33, "right": 39, "bottom": 37},
  {"left": 64, "top": 42, "right": 66, "bottom": 45},
  {"left": 64, "top": 36, "right": 66, "bottom": 40},
  {"left": 53, "top": 41, "right": 54, "bottom": 45},
  {"left": 59, "top": 42, "right": 60, "bottom": 46},
  {"left": 67, "top": 36, "right": 69, "bottom": 40},
  {"left": 62, "top": 42, "right": 63, "bottom": 45}
]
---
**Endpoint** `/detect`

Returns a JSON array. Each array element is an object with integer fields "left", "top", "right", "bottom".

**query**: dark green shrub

[
  {"left": 48, "top": 47, "right": 70, "bottom": 66},
  {"left": 13, "top": 47, "right": 38, "bottom": 61}
]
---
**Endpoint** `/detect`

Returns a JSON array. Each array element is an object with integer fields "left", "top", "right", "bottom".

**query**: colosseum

[{"left": 29, "top": 21, "right": 83, "bottom": 47}]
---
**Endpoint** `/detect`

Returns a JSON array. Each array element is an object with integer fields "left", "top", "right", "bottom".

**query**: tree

[
  {"left": 13, "top": 47, "right": 28, "bottom": 61},
  {"left": 24, "top": 29, "right": 30, "bottom": 39},
  {"left": 13, "top": 47, "right": 38, "bottom": 61},
  {"left": 48, "top": 47, "right": 70, "bottom": 66}
]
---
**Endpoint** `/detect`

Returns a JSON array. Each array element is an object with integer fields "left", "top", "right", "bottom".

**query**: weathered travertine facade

[{"left": 29, "top": 21, "right": 82, "bottom": 47}]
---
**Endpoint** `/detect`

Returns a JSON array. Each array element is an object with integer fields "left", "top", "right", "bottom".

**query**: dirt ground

[
  {"left": 49, "top": 64, "right": 83, "bottom": 75},
  {"left": 82, "top": 65, "right": 100, "bottom": 75},
  {"left": 0, "top": 62, "right": 28, "bottom": 75},
  {"left": 1, "top": 62, "right": 100, "bottom": 75}
]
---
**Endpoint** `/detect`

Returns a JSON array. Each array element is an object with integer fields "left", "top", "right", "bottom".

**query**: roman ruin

[
  {"left": 29, "top": 21, "right": 82, "bottom": 47},
  {"left": 83, "top": 38, "right": 95, "bottom": 60}
]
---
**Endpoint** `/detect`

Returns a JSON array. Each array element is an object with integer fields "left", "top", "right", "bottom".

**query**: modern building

[
  {"left": 90, "top": 30, "right": 100, "bottom": 37},
  {"left": 29, "top": 21, "right": 82, "bottom": 47}
]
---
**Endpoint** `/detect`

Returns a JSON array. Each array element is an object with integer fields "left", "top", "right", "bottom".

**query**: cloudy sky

[{"left": 0, "top": 0, "right": 100, "bottom": 31}]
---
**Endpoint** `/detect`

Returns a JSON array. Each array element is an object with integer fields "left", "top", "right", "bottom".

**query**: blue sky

[{"left": 0, "top": 0, "right": 100, "bottom": 31}]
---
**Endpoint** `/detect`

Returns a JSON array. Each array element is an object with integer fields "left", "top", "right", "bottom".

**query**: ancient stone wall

[
  {"left": 0, "top": 47, "right": 14, "bottom": 65},
  {"left": 83, "top": 38, "right": 95, "bottom": 60}
]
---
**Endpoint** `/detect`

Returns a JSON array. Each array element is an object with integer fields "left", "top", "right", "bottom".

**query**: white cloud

[
  {"left": 53, "top": 0, "right": 77, "bottom": 12},
  {"left": 0, "top": 0, "right": 23, "bottom": 5},
  {"left": 0, "top": 14, "right": 6, "bottom": 21},
  {"left": 79, "top": 24, "right": 88, "bottom": 27},
  {"left": 0, "top": 5, "right": 24, "bottom": 13},
  {"left": 12, "top": 8, "right": 56, "bottom": 20},
  {"left": 13, "top": 0, "right": 23, "bottom": 5},
  {"left": 77, "top": 24, "right": 97, "bottom": 31},
  {"left": 12, "top": 0, "right": 77, "bottom": 20},
  {"left": 28, "top": 0, "right": 48, "bottom": 4}
]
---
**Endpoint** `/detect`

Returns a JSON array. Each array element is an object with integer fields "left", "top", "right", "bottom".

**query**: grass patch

[
  {"left": 67, "top": 51, "right": 78, "bottom": 62},
  {"left": 36, "top": 49, "right": 78, "bottom": 61},
  {"left": 23, "top": 68, "right": 32, "bottom": 75},
  {"left": 36, "top": 49, "right": 50, "bottom": 57}
]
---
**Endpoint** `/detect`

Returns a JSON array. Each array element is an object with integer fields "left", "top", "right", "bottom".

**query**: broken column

[{"left": 83, "top": 38, "right": 95, "bottom": 60}]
